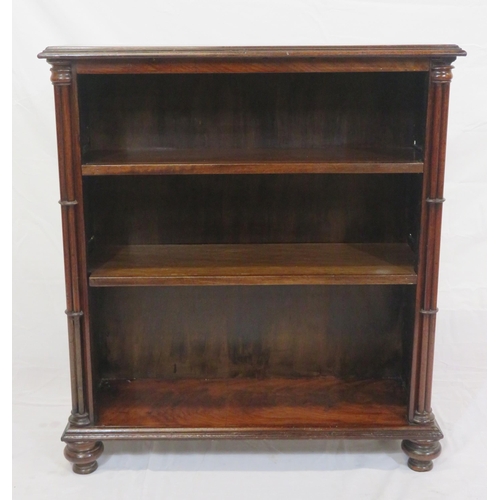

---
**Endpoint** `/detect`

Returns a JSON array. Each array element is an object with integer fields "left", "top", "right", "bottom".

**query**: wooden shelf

[
  {"left": 88, "top": 243, "right": 417, "bottom": 286},
  {"left": 96, "top": 377, "right": 408, "bottom": 429},
  {"left": 82, "top": 147, "right": 423, "bottom": 175}
]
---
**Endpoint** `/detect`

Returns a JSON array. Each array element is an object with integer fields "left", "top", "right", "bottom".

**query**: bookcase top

[{"left": 38, "top": 45, "right": 466, "bottom": 60}]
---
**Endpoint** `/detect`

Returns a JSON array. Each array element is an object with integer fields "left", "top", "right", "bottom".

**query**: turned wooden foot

[
  {"left": 64, "top": 441, "right": 104, "bottom": 474},
  {"left": 402, "top": 439, "right": 441, "bottom": 472}
]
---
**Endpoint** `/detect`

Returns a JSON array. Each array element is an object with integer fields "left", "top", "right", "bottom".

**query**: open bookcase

[{"left": 39, "top": 45, "right": 465, "bottom": 474}]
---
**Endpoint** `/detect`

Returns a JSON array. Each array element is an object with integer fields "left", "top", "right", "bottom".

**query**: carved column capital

[
  {"left": 50, "top": 61, "right": 72, "bottom": 85},
  {"left": 431, "top": 59, "right": 454, "bottom": 84}
]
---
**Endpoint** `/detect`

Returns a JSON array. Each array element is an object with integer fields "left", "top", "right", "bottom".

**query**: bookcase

[{"left": 38, "top": 45, "right": 466, "bottom": 474}]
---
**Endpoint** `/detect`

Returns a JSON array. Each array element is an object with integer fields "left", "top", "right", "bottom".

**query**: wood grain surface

[
  {"left": 82, "top": 146, "right": 423, "bottom": 175},
  {"left": 38, "top": 45, "right": 467, "bottom": 60},
  {"left": 88, "top": 243, "right": 417, "bottom": 286},
  {"left": 78, "top": 73, "right": 427, "bottom": 157},
  {"left": 90, "top": 285, "right": 414, "bottom": 381},
  {"left": 96, "top": 377, "right": 408, "bottom": 428},
  {"left": 83, "top": 174, "right": 421, "bottom": 246}
]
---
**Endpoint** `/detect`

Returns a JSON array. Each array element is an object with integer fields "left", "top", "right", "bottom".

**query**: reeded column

[
  {"left": 404, "top": 58, "right": 454, "bottom": 471},
  {"left": 50, "top": 61, "right": 102, "bottom": 473}
]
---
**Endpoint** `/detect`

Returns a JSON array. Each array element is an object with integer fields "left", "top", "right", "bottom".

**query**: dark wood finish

[
  {"left": 88, "top": 243, "right": 417, "bottom": 286},
  {"left": 51, "top": 63, "right": 93, "bottom": 426},
  {"left": 41, "top": 45, "right": 465, "bottom": 474},
  {"left": 38, "top": 45, "right": 467, "bottom": 59},
  {"left": 89, "top": 285, "right": 414, "bottom": 381},
  {"left": 408, "top": 60, "right": 455, "bottom": 424},
  {"left": 95, "top": 377, "right": 407, "bottom": 428},
  {"left": 38, "top": 46, "right": 466, "bottom": 75},
  {"left": 83, "top": 174, "right": 420, "bottom": 246},
  {"left": 62, "top": 421, "right": 443, "bottom": 441},
  {"left": 75, "top": 59, "right": 433, "bottom": 75},
  {"left": 82, "top": 147, "right": 423, "bottom": 176},
  {"left": 77, "top": 73, "right": 427, "bottom": 160},
  {"left": 63, "top": 441, "right": 104, "bottom": 474},
  {"left": 402, "top": 439, "right": 442, "bottom": 472}
]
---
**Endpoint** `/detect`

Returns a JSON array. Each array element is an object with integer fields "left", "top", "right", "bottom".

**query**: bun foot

[
  {"left": 64, "top": 441, "right": 104, "bottom": 474},
  {"left": 402, "top": 439, "right": 441, "bottom": 472}
]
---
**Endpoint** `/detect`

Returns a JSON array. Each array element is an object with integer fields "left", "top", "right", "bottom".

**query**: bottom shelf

[{"left": 96, "top": 377, "right": 408, "bottom": 429}]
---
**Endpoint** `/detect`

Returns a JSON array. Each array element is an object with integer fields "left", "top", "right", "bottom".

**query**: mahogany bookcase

[{"left": 38, "top": 45, "right": 466, "bottom": 474}]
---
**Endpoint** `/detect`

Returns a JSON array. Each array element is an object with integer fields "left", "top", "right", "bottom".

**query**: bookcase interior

[
  {"left": 84, "top": 173, "right": 421, "bottom": 428},
  {"left": 78, "top": 72, "right": 428, "bottom": 163},
  {"left": 83, "top": 174, "right": 422, "bottom": 245},
  {"left": 90, "top": 285, "right": 415, "bottom": 428}
]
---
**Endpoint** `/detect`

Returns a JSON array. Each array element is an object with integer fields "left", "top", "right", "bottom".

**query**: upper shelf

[{"left": 82, "top": 147, "right": 423, "bottom": 175}]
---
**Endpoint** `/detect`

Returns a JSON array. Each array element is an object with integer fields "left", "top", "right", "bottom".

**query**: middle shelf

[{"left": 88, "top": 243, "right": 417, "bottom": 287}]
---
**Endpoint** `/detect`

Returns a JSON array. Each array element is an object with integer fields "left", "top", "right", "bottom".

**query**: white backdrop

[{"left": 12, "top": 1, "right": 486, "bottom": 499}]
